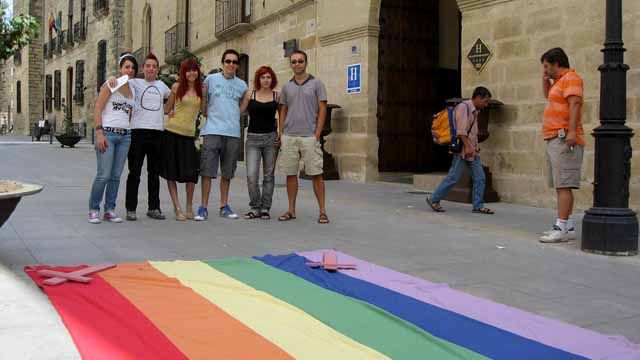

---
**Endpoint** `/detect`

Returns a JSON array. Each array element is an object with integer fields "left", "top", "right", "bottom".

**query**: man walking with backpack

[{"left": 427, "top": 87, "right": 494, "bottom": 214}]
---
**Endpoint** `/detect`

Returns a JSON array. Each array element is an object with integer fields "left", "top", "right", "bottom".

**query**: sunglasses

[
  {"left": 290, "top": 59, "right": 305, "bottom": 65},
  {"left": 224, "top": 59, "right": 240, "bottom": 65}
]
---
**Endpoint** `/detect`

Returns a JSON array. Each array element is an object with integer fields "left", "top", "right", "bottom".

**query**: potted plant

[
  {"left": 0, "top": 181, "right": 43, "bottom": 228},
  {"left": 55, "top": 101, "right": 83, "bottom": 147}
]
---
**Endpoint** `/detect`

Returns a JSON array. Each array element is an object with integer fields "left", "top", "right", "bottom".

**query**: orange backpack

[{"left": 431, "top": 102, "right": 468, "bottom": 145}]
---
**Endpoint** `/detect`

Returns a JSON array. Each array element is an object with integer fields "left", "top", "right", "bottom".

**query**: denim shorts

[{"left": 200, "top": 135, "right": 240, "bottom": 179}]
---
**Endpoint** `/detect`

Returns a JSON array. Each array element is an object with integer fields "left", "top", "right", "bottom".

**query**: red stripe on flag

[{"left": 26, "top": 265, "right": 187, "bottom": 360}]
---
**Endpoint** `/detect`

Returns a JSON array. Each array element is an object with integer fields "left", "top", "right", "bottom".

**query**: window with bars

[
  {"left": 46, "top": 75, "right": 53, "bottom": 112},
  {"left": 16, "top": 81, "right": 21, "bottom": 113},
  {"left": 54, "top": 70, "right": 62, "bottom": 110},
  {"left": 97, "top": 40, "right": 107, "bottom": 92},
  {"left": 74, "top": 60, "right": 85, "bottom": 105}
]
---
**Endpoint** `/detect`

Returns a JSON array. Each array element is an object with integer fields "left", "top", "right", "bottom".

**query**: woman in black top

[{"left": 242, "top": 66, "right": 279, "bottom": 219}]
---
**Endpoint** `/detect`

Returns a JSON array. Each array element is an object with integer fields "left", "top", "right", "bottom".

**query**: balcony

[
  {"left": 132, "top": 47, "right": 149, "bottom": 73},
  {"left": 73, "top": 22, "right": 87, "bottom": 42},
  {"left": 164, "top": 23, "right": 188, "bottom": 60},
  {"left": 60, "top": 30, "right": 73, "bottom": 50},
  {"left": 94, "top": 0, "right": 109, "bottom": 17},
  {"left": 215, "top": 0, "right": 251, "bottom": 40},
  {"left": 66, "top": 26, "right": 74, "bottom": 45}
]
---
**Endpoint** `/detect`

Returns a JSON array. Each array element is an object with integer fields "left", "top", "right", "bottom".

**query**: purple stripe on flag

[{"left": 298, "top": 250, "right": 640, "bottom": 360}]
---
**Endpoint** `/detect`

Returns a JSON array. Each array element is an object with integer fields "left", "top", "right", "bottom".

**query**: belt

[{"left": 103, "top": 127, "right": 131, "bottom": 135}]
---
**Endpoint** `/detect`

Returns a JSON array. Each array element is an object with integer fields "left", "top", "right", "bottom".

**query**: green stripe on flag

[{"left": 205, "top": 258, "right": 487, "bottom": 360}]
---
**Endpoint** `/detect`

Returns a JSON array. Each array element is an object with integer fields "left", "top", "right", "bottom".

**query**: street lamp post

[{"left": 582, "top": 0, "right": 638, "bottom": 255}]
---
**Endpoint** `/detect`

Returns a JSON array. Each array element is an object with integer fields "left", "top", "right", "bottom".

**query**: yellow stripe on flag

[{"left": 151, "top": 260, "right": 390, "bottom": 360}]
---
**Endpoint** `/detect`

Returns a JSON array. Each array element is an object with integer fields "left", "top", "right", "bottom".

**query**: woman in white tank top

[{"left": 88, "top": 53, "right": 138, "bottom": 224}]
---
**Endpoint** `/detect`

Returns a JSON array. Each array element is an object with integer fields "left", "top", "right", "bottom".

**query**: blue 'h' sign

[{"left": 347, "top": 64, "right": 361, "bottom": 94}]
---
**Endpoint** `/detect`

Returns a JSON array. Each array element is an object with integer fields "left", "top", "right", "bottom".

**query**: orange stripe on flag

[{"left": 101, "top": 263, "right": 293, "bottom": 360}]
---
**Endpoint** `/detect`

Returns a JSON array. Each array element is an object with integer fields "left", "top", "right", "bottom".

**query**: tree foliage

[{"left": 0, "top": 1, "right": 40, "bottom": 62}]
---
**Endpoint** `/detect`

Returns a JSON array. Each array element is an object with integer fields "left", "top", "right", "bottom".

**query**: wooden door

[{"left": 377, "top": 0, "right": 439, "bottom": 172}]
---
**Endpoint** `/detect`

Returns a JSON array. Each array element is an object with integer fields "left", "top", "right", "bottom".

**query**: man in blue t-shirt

[{"left": 195, "top": 49, "right": 248, "bottom": 221}]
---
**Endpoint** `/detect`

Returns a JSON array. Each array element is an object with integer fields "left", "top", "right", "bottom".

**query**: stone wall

[
  {"left": 8, "top": 0, "right": 43, "bottom": 135},
  {"left": 459, "top": 0, "right": 640, "bottom": 211}
]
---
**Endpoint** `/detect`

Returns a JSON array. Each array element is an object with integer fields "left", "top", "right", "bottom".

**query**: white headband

[{"left": 119, "top": 53, "right": 134, "bottom": 63}]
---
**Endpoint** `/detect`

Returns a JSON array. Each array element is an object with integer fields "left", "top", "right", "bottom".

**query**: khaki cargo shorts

[
  {"left": 279, "top": 135, "right": 323, "bottom": 176},
  {"left": 546, "top": 137, "right": 584, "bottom": 189}
]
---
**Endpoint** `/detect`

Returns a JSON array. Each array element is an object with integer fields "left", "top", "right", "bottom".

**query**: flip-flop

[
  {"left": 426, "top": 196, "right": 445, "bottom": 212},
  {"left": 278, "top": 212, "right": 296, "bottom": 221}
]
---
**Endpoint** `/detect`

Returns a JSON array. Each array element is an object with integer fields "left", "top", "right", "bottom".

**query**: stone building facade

[
  {"left": 39, "top": 0, "right": 129, "bottom": 133},
  {"left": 7, "top": 0, "right": 43, "bottom": 135},
  {"left": 8, "top": 0, "right": 640, "bottom": 212}
]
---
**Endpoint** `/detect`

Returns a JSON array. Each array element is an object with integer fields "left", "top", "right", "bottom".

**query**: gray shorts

[
  {"left": 546, "top": 137, "right": 584, "bottom": 189},
  {"left": 200, "top": 135, "right": 240, "bottom": 179}
]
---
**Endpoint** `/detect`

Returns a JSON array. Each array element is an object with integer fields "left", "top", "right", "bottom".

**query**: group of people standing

[{"left": 88, "top": 49, "right": 330, "bottom": 225}]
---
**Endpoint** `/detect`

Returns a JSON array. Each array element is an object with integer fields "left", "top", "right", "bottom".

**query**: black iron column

[{"left": 582, "top": 0, "right": 638, "bottom": 255}]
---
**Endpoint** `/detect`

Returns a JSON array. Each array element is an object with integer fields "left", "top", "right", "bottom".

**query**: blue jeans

[
  {"left": 89, "top": 131, "right": 131, "bottom": 211},
  {"left": 246, "top": 132, "right": 277, "bottom": 211},
  {"left": 431, "top": 155, "right": 486, "bottom": 210}
]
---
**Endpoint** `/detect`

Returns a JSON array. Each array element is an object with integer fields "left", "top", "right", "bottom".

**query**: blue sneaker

[
  {"left": 194, "top": 206, "right": 208, "bottom": 221},
  {"left": 219, "top": 204, "right": 239, "bottom": 219}
]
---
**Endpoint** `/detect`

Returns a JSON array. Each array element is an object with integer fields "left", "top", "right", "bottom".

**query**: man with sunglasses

[
  {"left": 278, "top": 50, "right": 330, "bottom": 224},
  {"left": 196, "top": 49, "right": 248, "bottom": 220}
]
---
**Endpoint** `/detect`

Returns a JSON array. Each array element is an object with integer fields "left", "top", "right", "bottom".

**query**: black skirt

[{"left": 160, "top": 130, "right": 199, "bottom": 183}]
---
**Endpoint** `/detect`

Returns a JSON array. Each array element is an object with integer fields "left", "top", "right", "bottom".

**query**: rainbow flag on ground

[{"left": 26, "top": 250, "right": 640, "bottom": 359}]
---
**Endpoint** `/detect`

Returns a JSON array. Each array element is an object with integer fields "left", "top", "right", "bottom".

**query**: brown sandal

[
  {"left": 318, "top": 213, "right": 330, "bottom": 224},
  {"left": 278, "top": 212, "right": 296, "bottom": 221},
  {"left": 426, "top": 197, "right": 445, "bottom": 212}
]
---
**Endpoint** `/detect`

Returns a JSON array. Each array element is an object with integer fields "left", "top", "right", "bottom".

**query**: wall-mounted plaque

[
  {"left": 467, "top": 39, "right": 492, "bottom": 73},
  {"left": 283, "top": 39, "right": 299, "bottom": 57}
]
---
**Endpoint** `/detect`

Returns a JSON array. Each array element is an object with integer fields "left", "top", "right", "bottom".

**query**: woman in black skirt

[{"left": 161, "top": 58, "right": 206, "bottom": 220}]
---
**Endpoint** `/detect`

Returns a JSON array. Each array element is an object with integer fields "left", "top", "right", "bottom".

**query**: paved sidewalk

[{"left": 1, "top": 136, "right": 639, "bottom": 358}]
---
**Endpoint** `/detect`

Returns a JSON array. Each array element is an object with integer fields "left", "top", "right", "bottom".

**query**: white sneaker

[
  {"left": 540, "top": 226, "right": 571, "bottom": 243},
  {"left": 88, "top": 210, "right": 101, "bottom": 224},
  {"left": 543, "top": 228, "right": 576, "bottom": 240},
  {"left": 103, "top": 211, "right": 123, "bottom": 223}
]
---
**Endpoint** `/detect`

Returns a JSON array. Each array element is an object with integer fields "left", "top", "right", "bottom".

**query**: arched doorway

[{"left": 377, "top": 0, "right": 461, "bottom": 175}]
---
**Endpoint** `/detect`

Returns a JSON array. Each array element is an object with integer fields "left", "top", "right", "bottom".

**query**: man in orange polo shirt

[{"left": 540, "top": 48, "right": 584, "bottom": 243}]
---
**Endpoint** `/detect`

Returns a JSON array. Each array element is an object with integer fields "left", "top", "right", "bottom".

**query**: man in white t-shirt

[{"left": 111, "top": 53, "right": 170, "bottom": 221}]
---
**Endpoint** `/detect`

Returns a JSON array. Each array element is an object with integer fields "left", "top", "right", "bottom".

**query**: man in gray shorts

[
  {"left": 195, "top": 49, "right": 248, "bottom": 220},
  {"left": 277, "top": 50, "right": 330, "bottom": 224},
  {"left": 539, "top": 48, "right": 585, "bottom": 243}
]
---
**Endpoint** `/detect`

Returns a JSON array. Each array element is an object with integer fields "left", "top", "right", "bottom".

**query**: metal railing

[
  {"left": 94, "top": 0, "right": 109, "bottom": 17},
  {"left": 215, "top": 0, "right": 251, "bottom": 36},
  {"left": 165, "top": 23, "right": 188, "bottom": 59},
  {"left": 132, "top": 46, "right": 149, "bottom": 71},
  {"left": 73, "top": 21, "right": 87, "bottom": 42}
]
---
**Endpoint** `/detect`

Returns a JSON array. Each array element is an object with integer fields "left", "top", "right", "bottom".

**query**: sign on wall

[
  {"left": 467, "top": 39, "right": 492, "bottom": 73},
  {"left": 347, "top": 63, "right": 361, "bottom": 94}
]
